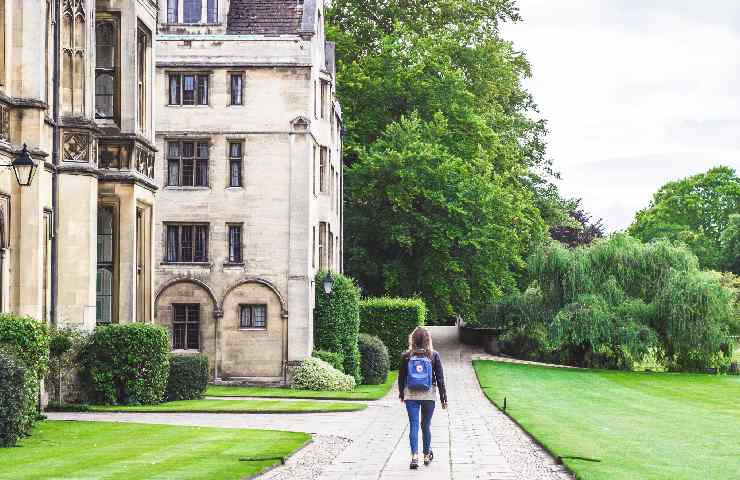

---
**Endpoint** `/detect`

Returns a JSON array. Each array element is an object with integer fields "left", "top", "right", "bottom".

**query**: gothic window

[
  {"left": 137, "top": 25, "right": 151, "bottom": 132},
  {"left": 319, "top": 147, "right": 328, "bottom": 193},
  {"left": 228, "top": 142, "right": 242, "bottom": 187},
  {"left": 167, "top": 0, "right": 178, "bottom": 23},
  {"left": 319, "top": 222, "right": 327, "bottom": 271},
  {"left": 227, "top": 224, "right": 242, "bottom": 263},
  {"left": 167, "top": 141, "right": 209, "bottom": 187},
  {"left": 168, "top": 74, "right": 208, "bottom": 105},
  {"left": 96, "top": 206, "right": 115, "bottom": 325},
  {"left": 95, "top": 20, "right": 117, "bottom": 120},
  {"left": 239, "top": 305, "right": 266, "bottom": 329},
  {"left": 207, "top": 0, "right": 218, "bottom": 23},
  {"left": 230, "top": 74, "right": 243, "bottom": 105},
  {"left": 172, "top": 304, "right": 199, "bottom": 350},
  {"left": 165, "top": 224, "right": 208, "bottom": 263},
  {"left": 62, "top": 0, "right": 87, "bottom": 115}
]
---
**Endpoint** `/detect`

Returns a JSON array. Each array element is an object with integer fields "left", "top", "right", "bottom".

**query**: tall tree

[
  {"left": 720, "top": 214, "right": 740, "bottom": 275},
  {"left": 628, "top": 166, "right": 740, "bottom": 270},
  {"left": 328, "top": 0, "right": 563, "bottom": 322}
]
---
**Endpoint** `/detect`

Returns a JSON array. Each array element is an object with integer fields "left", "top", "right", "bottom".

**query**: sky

[{"left": 502, "top": 0, "right": 740, "bottom": 231}]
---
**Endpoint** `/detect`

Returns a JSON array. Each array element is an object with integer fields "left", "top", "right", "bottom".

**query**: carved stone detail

[
  {"left": 63, "top": 131, "right": 90, "bottom": 162},
  {"left": 134, "top": 145, "right": 155, "bottom": 179},
  {"left": 0, "top": 103, "right": 9, "bottom": 141}
]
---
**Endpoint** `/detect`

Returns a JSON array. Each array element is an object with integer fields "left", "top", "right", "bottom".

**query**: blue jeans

[{"left": 405, "top": 400, "right": 435, "bottom": 455}]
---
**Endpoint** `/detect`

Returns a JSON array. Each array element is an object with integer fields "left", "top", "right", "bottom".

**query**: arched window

[
  {"left": 95, "top": 20, "right": 117, "bottom": 120},
  {"left": 96, "top": 206, "right": 115, "bottom": 324}
]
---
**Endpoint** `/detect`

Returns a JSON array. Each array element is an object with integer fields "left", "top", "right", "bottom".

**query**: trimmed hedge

[
  {"left": 80, "top": 323, "right": 170, "bottom": 405},
  {"left": 358, "top": 334, "right": 390, "bottom": 385},
  {"left": 312, "top": 350, "right": 345, "bottom": 373},
  {"left": 0, "top": 314, "right": 50, "bottom": 436},
  {"left": 291, "top": 357, "right": 356, "bottom": 391},
  {"left": 359, "top": 297, "right": 426, "bottom": 368},
  {"left": 165, "top": 354, "right": 209, "bottom": 401},
  {"left": 314, "top": 272, "right": 362, "bottom": 383},
  {"left": 0, "top": 350, "right": 26, "bottom": 447}
]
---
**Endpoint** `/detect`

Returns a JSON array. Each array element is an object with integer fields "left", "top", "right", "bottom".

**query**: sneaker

[
  {"left": 410, "top": 458, "right": 419, "bottom": 470},
  {"left": 424, "top": 451, "right": 434, "bottom": 466}
]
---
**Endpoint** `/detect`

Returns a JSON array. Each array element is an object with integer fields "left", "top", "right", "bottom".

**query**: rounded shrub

[
  {"left": 358, "top": 334, "right": 390, "bottom": 385},
  {"left": 0, "top": 350, "right": 26, "bottom": 447},
  {"left": 291, "top": 357, "right": 356, "bottom": 392},
  {"left": 165, "top": 354, "right": 209, "bottom": 401},
  {"left": 314, "top": 272, "right": 362, "bottom": 383},
  {"left": 312, "top": 350, "right": 345, "bottom": 373},
  {"left": 80, "top": 323, "right": 170, "bottom": 405}
]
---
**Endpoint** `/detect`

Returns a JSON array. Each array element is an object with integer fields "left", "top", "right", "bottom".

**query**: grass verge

[
  {"left": 0, "top": 420, "right": 309, "bottom": 480},
  {"left": 87, "top": 398, "right": 367, "bottom": 414},
  {"left": 206, "top": 371, "right": 398, "bottom": 401},
  {"left": 474, "top": 360, "right": 740, "bottom": 480}
]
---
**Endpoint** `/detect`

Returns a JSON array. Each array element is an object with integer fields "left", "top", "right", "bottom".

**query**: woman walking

[{"left": 398, "top": 326, "right": 448, "bottom": 470}]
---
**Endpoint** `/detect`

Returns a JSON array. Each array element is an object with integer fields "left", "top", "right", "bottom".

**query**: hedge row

[
  {"left": 165, "top": 354, "right": 209, "bottom": 401},
  {"left": 314, "top": 272, "right": 362, "bottom": 383},
  {"left": 0, "top": 350, "right": 27, "bottom": 447},
  {"left": 359, "top": 297, "right": 426, "bottom": 368}
]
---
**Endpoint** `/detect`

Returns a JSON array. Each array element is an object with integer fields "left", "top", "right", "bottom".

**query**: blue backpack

[{"left": 407, "top": 355, "right": 433, "bottom": 391}]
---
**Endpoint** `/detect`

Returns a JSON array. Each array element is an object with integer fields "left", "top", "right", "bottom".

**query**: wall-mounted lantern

[{"left": 3, "top": 144, "right": 39, "bottom": 187}]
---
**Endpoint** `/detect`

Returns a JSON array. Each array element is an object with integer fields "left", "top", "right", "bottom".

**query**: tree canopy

[
  {"left": 628, "top": 166, "right": 740, "bottom": 271},
  {"left": 329, "top": 0, "right": 569, "bottom": 323}
]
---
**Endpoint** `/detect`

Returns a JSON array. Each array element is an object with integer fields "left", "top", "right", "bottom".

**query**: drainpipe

[{"left": 50, "top": 0, "right": 60, "bottom": 326}]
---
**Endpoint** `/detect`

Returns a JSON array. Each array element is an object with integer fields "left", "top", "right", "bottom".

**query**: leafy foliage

[
  {"left": 481, "top": 234, "right": 735, "bottom": 371},
  {"left": 291, "top": 357, "right": 356, "bottom": 392},
  {"left": 549, "top": 200, "right": 605, "bottom": 248},
  {"left": 346, "top": 115, "right": 545, "bottom": 324},
  {"left": 719, "top": 214, "right": 740, "bottom": 274},
  {"left": 165, "top": 354, "right": 209, "bottom": 401},
  {"left": 312, "top": 350, "right": 345, "bottom": 373},
  {"left": 628, "top": 166, "right": 740, "bottom": 270},
  {"left": 359, "top": 297, "right": 426, "bottom": 367},
  {"left": 329, "top": 0, "right": 566, "bottom": 323},
  {"left": 47, "top": 328, "right": 88, "bottom": 404},
  {"left": 79, "top": 323, "right": 170, "bottom": 405},
  {"left": 313, "top": 272, "right": 362, "bottom": 382},
  {"left": 0, "top": 350, "right": 26, "bottom": 447},
  {"left": 0, "top": 314, "right": 50, "bottom": 435},
  {"left": 358, "top": 334, "right": 390, "bottom": 385}
]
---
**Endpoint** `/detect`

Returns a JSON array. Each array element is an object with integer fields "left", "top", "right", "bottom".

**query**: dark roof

[{"left": 227, "top": 0, "right": 306, "bottom": 35}]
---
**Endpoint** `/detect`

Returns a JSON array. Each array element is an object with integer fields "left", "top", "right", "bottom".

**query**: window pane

[
  {"left": 197, "top": 76, "right": 208, "bottom": 105},
  {"left": 195, "top": 159, "right": 208, "bottom": 186},
  {"left": 229, "top": 160, "right": 241, "bottom": 187},
  {"left": 239, "top": 306, "right": 250, "bottom": 328},
  {"left": 207, "top": 0, "right": 218, "bottom": 23},
  {"left": 167, "top": 142, "right": 180, "bottom": 158},
  {"left": 182, "top": 75, "right": 195, "bottom": 105},
  {"left": 166, "top": 226, "right": 178, "bottom": 262},
  {"left": 167, "top": 159, "right": 180, "bottom": 186},
  {"left": 254, "top": 305, "right": 266, "bottom": 327},
  {"left": 173, "top": 323, "right": 185, "bottom": 349},
  {"left": 229, "top": 142, "right": 241, "bottom": 158},
  {"left": 183, "top": 0, "right": 202, "bottom": 23},
  {"left": 197, "top": 142, "right": 209, "bottom": 159},
  {"left": 95, "top": 74, "right": 114, "bottom": 118},
  {"left": 230, "top": 75, "right": 242, "bottom": 105},
  {"left": 228, "top": 225, "right": 241, "bottom": 262},
  {"left": 194, "top": 226, "right": 207, "bottom": 261},
  {"left": 95, "top": 22, "right": 115, "bottom": 68},
  {"left": 182, "top": 158, "right": 194, "bottom": 186},
  {"left": 182, "top": 142, "right": 195, "bottom": 158},
  {"left": 180, "top": 226, "right": 193, "bottom": 262},
  {"left": 169, "top": 75, "right": 180, "bottom": 105},
  {"left": 167, "top": 0, "right": 179, "bottom": 23}
]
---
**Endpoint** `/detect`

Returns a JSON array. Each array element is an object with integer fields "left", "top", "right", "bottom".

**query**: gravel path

[{"left": 48, "top": 326, "right": 574, "bottom": 480}]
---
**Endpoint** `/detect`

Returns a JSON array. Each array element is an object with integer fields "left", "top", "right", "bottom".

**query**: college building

[{"left": 1, "top": 0, "right": 342, "bottom": 384}]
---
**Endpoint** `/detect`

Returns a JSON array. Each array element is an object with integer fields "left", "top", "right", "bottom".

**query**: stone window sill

[
  {"left": 164, "top": 186, "right": 210, "bottom": 191},
  {"left": 161, "top": 262, "right": 211, "bottom": 267},
  {"left": 238, "top": 328, "right": 267, "bottom": 332},
  {"left": 171, "top": 349, "right": 201, "bottom": 354},
  {"left": 223, "top": 262, "right": 244, "bottom": 268}
]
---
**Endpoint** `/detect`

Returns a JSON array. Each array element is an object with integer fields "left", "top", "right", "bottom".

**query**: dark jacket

[{"left": 398, "top": 350, "right": 447, "bottom": 403}]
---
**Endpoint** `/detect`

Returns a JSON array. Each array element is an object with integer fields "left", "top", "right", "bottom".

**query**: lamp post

[
  {"left": 323, "top": 272, "right": 334, "bottom": 295},
  {"left": 2, "top": 144, "right": 39, "bottom": 187}
]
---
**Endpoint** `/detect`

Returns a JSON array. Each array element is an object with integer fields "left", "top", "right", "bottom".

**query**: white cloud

[{"left": 504, "top": 0, "right": 740, "bottom": 231}]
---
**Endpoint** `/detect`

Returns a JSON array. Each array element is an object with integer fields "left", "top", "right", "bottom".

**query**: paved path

[{"left": 49, "top": 326, "right": 572, "bottom": 480}]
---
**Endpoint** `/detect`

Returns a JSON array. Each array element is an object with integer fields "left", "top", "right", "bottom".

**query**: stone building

[
  {"left": 153, "top": 0, "right": 343, "bottom": 382},
  {"left": 0, "top": 0, "right": 158, "bottom": 328}
]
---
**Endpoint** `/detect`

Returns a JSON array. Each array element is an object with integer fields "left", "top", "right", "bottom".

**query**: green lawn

[
  {"left": 88, "top": 398, "right": 366, "bottom": 414},
  {"left": 0, "top": 421, "right": 309, "bottom": 480},
  {"left": 474, "top": 360, "right": 740, "bottom": 480},
  {"left": 206, "top": 371, "right": 398, "bottom": 401}
]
